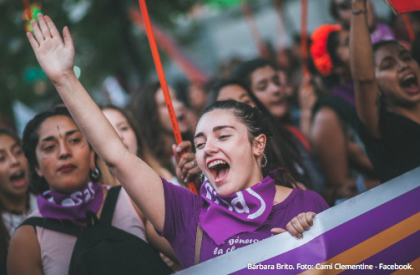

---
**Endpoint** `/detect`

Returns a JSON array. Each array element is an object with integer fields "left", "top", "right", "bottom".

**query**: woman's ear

[
  {"left": 252, "top": 134, "right": 267, "bottom": 157},
  {"left": 34, "top": 166, "right": 43, "bottom": 178}
]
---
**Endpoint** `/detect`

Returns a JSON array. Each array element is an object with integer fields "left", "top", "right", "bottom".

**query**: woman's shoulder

[{"left": 289, "top": 189, "right": 329, "bottom": 213}]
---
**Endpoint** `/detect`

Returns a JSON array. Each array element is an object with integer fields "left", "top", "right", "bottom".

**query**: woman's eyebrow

[
  {"left": 194, "top": 125, "right": 235, "bottom": 139},
  {"left": 380, "top": 56, "right": 394, "bottom": 65},
  {"left": 213, "top": 125, "right": 235, "bottom": 132},
  {"left": 40, "top": 130, "right": 79, "bottom": 143}
]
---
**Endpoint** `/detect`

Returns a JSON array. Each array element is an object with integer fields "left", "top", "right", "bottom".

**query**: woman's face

[
  {"left": 216, "top": 85, "right": 256, "bottom": 107},
  {"left": 335, "top": 30, "right": 350, "bottom": 68},
  {"left": 34, "top": 115, "right": 94, "bottom": 193},
  {"left": 0, "top": 134, "right": 29, "bottom": 198},
  {"left": 333, "top": 0, "right": 374, "bottom": 30},
  {"left": 155, "top": 87, "right": 190, "bottom": 134},
  {"left": 250, "top": 65, "right": 288, "bottom": 119},
  {"left": 103, "top": 108, "right": 138, "bottom": 155},
  {"left": 374, "top": 44, "right": 420, "bottom": 106},
  {"left": 194, "top": 110, "right": 263, "bottom": 196},
  {"left": 188, "top": 83, "right": 207, "bottom": 111}
]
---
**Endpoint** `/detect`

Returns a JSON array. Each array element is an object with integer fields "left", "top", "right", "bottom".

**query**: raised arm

[
  {"left": 27, "top": 14, "right": 165, "bottom": 231},
  {"left": 350, "top": 0, "right": 381, "bottom": 137}
]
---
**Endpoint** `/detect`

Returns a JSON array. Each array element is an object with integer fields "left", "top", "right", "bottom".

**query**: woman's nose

[
  {"left": 204, "top": 139, "right": 218, "bottom": 156},
  {"left": 58, "top": 141, "right": 71, "bottom": 159}
]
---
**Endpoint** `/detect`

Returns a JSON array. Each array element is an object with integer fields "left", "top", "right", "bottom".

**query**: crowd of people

[{"left": 1, "top": 0, "right": 420, "bottom": 274}]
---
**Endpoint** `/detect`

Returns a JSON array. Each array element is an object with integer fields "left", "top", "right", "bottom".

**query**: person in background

[
  {"left": 350, "top": 0, "right": 420, "bottom": 183},
  {"left": 0, "top": 128, "right": 37, "bottom": 274},
  {"left": 412, "top": 34, "right": 420, "bottom": 66},
  {"left": 8, "top": 107, "right": 170, "bottom": 274},
  {"left": 100, "top": 104, "right": 181, "bottom": 271},
  {"left": 129, "top": 82, "right": 195, "bottom": 187},
  {"left": 329, "top": 0, "right": 395, "bottom": 44},
  {"left": 23, "top": 15, "right": 329, "bottom": 269},
  {"left": 310, "top": 24, "right": 380, "bottom": 205},
  {"left": 230, "top": 59, "right": 326, "bottom": 194},
  {"left": 187, "top": 82, "right": 209, "bottom": 117}
]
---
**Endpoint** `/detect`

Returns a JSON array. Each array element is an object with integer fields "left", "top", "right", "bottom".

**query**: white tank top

[{"left": 28, "top": 186, "right": 146, "bottom": 275}]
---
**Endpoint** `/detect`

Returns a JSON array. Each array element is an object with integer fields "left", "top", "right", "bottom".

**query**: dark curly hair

[{"left": 200, "top": 100, "right": 296, "bottom": 188}]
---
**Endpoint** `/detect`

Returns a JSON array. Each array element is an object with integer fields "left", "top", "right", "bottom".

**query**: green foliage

[{"left": 0, "top": 0, "right": 195, "bottom": 125}]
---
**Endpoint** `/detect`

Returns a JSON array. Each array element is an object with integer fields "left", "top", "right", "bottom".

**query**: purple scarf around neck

[
  {"left": 37, "top": 182, "right": 104, "bottom": 220},
  {"left": 332, "top": 82, "right": 356, "bottom": 107},
  {"left": 199, "top": 174, "right": 276, "bottom": 246}
]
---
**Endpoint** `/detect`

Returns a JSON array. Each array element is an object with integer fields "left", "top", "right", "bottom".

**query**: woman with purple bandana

[
  {"left": 21, "top": 14, "right": 329, "bottom": 269},
  {"left": 7, "top": 108, "right": 158, "bottom": 274}
]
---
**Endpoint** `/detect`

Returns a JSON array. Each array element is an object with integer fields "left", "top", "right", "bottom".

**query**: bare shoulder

[
  {"left": 313, "top": 108, "right": 340, "bottom": 126},
  {"left": 311, "top": 108, "right": 344, "bottom": 139},
  {"left": 8, "top": 225, "right": 43, "bottom": 275}
]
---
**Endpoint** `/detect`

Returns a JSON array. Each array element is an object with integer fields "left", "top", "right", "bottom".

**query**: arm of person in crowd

[
  {"left": 173, "top": 141, "right": 202, "bottom": 190},
  {"left": 145, "top": 220, "right": 180, "bottom": 265},
  {"left": 350, "top": 0, "right": 381, "bottom": 137},
  {"left": 27, "top": 14, "right": 166, "bottom": 232},
  {"left": 298, "top": 75, "right": 317, "bottom": 138},
  {"left": 271, "top": 212, "right": 317, "bottom": 239},
  {"left": 8, "top": 226, "right": 43, "bottom": 275},
  {"left": 311, "top": 109, "right": 358, "bottom": 202}
]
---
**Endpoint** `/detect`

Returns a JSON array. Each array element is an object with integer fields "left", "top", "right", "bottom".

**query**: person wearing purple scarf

[
  {"left": 7, "top": 108, "right": 150, "bottom": 275},
  {"left": 20, "top": 14, "right": 330, "bottom": 270}
]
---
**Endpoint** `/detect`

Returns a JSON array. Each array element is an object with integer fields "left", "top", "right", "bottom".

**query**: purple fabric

[
  {"left": 331, "top": 82, "right": 356, "bottom": 107},
  {"left": 341, "top": 230, "right": 420, "bottom": 275},
  {"left": 159, "top": 177, "right": 329, "bottom": 269},
  {"left": 37, "top": 182, "right": 103, "bottom": 220},
  {"left": 231, "top": 185, "right": 420, "bottom": 274},
  {"left": 371, "top": 23, "right": 395, "bottom": 45},
  {"left": 199, "top": 175, "right": 276, "bottom": 246}
]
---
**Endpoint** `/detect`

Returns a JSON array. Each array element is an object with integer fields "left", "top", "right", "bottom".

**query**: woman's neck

[
  {"left": 0, "top": 192, "right": 27, "bottom": 213},
  {"left": 388, "top": 103, "right": 420, "bottom": 125}
]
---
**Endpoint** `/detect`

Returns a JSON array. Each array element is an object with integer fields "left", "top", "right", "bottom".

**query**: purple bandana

[
  {"left": 370, "top": 23, "right": 395, "bottom": 45},
  {"left": 199, "top": 175, "right": 276, "bottom": 246},
  {"left": 37, "top": 182, "right": 104, "bottom": 220}
]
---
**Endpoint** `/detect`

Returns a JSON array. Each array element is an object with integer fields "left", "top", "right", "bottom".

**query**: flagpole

[{"left": 138, "top": 0, "right": 198, "bottom": 194}]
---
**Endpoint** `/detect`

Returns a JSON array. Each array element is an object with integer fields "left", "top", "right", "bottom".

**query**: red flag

[{"left": 384, "top": 0, "right": 420, "bottom": 14}]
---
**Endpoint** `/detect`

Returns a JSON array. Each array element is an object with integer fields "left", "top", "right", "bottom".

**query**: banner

[{"left": 179, "top": 168, "right": 420, "bottom": 274}]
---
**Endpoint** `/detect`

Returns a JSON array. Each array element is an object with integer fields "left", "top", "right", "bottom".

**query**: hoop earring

[
  {"left": 257, "top": 153, "right": 268, "bottom": 168},
  {"left": 90, "top": 168, "right": 101, "bottom": 182},
  {"left": 200, "top": 173, "right": 205, "bottom": 183}
]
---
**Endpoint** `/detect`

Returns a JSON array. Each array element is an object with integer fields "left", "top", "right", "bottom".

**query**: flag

[
  {"left": 179, "top": 167, "right": 420, "bottom": 274},
  {"left": 384, "top": 0, "right": 420, "bottom": 14}
]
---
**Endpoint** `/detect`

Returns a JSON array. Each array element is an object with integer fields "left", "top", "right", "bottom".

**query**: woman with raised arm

[
  {"left": 7, "top": 107, "right": 171, "bottom": 275},
  {"left": 24, "top": 14, "right": 329, "bottom": 269},
  {"left": 350, "top": 0, "right": 420, "bottom": 183}
]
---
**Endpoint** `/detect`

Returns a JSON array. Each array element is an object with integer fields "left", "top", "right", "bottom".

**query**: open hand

[{"left": 27, "top": 14, "right": 75, "bottom": 85}]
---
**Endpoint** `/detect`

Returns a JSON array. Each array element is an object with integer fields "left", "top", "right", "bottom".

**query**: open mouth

[
  {"left": 207, "top": 160, "right": 230, "bottom": 183},
  {"left": 10, "top": 171, "right": 26, "bottom": 188},
  {"left": 400, "top": 74, "right": 420, "bottom": 94}
]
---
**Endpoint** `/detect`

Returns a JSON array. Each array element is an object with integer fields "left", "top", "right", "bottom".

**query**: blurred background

[{"left": 0, "top": 0, "right": 396, "bottom": 134}]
